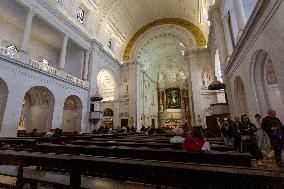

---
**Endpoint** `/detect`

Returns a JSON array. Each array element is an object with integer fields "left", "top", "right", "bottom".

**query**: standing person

[
  {"left": 220, "top": 118, "right": 234, "bottom": 146},
  {"left": 262, "top": 109, "right": 284, "bottom": 168},
  {"left": 254, "top": 114, "right": 271, "bottom": 152},
  {"left": 227, "top": 115, "right": 238, "bottom": 138},
  {"left": 239, "top": 114, "right": 263, "bottom": 165}
]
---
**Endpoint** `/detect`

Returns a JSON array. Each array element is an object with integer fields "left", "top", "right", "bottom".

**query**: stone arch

[
  {"left": 250, "top": 49, "right": 284, "bottom": 119},
  {"left": 18, "top": 86, "right": 54, "bottom": 132},
  {"left": 0, "top": 78, "right": 8, "bottom": 130},
  {"left": 234, "top": 76, "right": 249, "bottom": 116},
  {"left": 61, "top": 95, "right": 83, "bottom": 133},
  {"left": 123, "top": 18, "right": 206, "bottom": 61}
]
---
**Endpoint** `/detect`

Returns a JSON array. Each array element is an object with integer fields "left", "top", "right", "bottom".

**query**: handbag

[{"left": 271, "top": 129, "right": 280, "bottom": 138}]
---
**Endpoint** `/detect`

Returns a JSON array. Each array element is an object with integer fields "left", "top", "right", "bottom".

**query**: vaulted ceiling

[{"left": 89, "top": 0, "right": 213, "bottom": 63}]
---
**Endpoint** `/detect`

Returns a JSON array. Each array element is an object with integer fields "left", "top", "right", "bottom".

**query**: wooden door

[{"left": 206, "top": 116, "right": 219, "bottom": 137}]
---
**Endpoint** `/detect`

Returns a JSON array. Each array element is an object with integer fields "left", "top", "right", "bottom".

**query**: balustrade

[
  {"left": 29, "top": 59, "right": 60, "bottom": 76},
  {"left": 66, "top": 74, "right": 84, "bottom": 86}
]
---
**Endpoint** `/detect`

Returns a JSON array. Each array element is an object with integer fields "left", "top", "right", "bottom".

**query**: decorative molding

[{"left": 123, "top": 18, "right": 207, "bottom": 61}]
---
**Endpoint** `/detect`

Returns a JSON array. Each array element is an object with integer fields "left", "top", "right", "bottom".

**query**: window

[
  {"left": 1, "top": 45, "right": 18, "bottom": 59},
  {"left": 108, "top": 39, "right": 112, "bottom": 50},
  {"left": 76, "top": 8, "right": 85, "bottom": 24},
  {"left": 227, "top": 12, "right": 236, "bottom": 47}
]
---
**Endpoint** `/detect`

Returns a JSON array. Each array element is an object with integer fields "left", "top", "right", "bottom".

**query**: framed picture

[{"left": 165, "top": 88, "right": 181, "bottom": 109}]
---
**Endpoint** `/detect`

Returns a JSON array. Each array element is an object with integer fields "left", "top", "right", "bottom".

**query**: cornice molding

[{"left": 224, "top": 0, "right": 281, "bottom": 78}]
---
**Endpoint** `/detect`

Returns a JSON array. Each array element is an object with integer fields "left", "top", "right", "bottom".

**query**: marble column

[
  {"left": 59, "top": 34, "right": 69, "bottom": 70},
  {"left": 19, "top": 8, "right": 34, "bottom": 63},
  {"left": 83, "top": 51, "right": 90, "bottom": 80},
  {"left": 233, "top": 0, "right": 246, "bottom": 39}
]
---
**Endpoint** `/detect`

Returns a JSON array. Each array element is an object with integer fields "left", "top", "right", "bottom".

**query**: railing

[
  {"left": 29, "top": 59, "right": 60, "bottom": 76},
  {"left": 66, "top": 74, "right": 84, "bottom": 86}
]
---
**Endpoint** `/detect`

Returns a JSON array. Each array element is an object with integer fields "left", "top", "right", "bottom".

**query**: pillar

[
  {"left": 59, "top": 34, "right": 69, "bottom": 70},
  {"left": 233, "top": 0, "right": 246, "bottom": 39},
  {"left": 19, "top": 8, "right": 34, "bottom": 63},
  {"left": 83, "top": 51, "right": 90, "bottom": 80}
]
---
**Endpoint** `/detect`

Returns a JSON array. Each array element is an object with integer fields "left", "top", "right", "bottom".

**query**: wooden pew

[
  {"left": 0, "top": 138, "right": 37, "bottom": 150},
  {"left": 90, "top": 137, "right": 226, "bottom": 147},
  {"left": 70, "top": 140, "right": 232, "bottom": 151},
  {"left": 0, "top": 149, "right": 282, "bottom": 189},
  {"left": 34, "top": 143, "right": 251, "bottom": 167}
]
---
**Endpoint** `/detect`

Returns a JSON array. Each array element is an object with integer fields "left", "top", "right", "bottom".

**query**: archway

[
  {"left": 18, "top": 86, "right": 54, "bottom": 133},
  {"left": 97, "top": 69, "right": 116, "bottom": 129},
  {"left": 0, "top": 78, "right": 8, "bottom": 130},
  {"left": 61, "top": 95, "right": 82, "bottom": 133},
  {"left": 250, "top": 50, "right": 284, "bottom": 119},
  {"left": 234, "top": 76, "right": 249, "bottom": 116}
]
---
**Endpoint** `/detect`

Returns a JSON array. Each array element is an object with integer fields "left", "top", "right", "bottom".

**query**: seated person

[
  {"left": 183, "top": 127, "right": 210, "bottom": 151},
  {"left": 170, "top": 128, "right": 185, "bottom": 144},
  {"left": 30, "top": 129, "right": 38, "bottom": 137},
  {"left": 140, "top": 126, "right": 146, "bottom": 132},
  {"left": 44, "top": 129, "right": 54, "bottom": 138},
  {"left": 147, "top": 127, "right": 155, "bottom": 136}
]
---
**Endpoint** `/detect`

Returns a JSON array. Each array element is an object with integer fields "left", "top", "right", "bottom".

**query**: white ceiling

[{"left": 89, "top": 0, "right": 212, "bottom": 61}]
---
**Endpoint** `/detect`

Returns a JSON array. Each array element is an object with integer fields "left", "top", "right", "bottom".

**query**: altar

[{"left": 158, "top": 87, "right": 190, "bottom": 128}]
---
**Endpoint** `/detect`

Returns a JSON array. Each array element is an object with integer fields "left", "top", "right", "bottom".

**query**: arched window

[{"left": 76, "top": 8, "right": 85, "bottom": 24}]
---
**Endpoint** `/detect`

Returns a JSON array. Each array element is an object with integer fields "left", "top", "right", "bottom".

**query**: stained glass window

[
  {"left": 1, "top": 45, "right": 18, "bottom": 59},
  {"left": 76, "top": 8, "right": 84, "bottom": 24}
]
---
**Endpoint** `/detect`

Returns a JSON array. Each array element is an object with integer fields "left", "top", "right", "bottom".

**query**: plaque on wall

[{"left": 165, "top": 88, "right": 181, "bottom": 109}]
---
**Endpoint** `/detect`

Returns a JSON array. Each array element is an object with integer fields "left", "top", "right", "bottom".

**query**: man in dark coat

[{"left": 261, "top": 109, "right": 284, "bottom": 167}]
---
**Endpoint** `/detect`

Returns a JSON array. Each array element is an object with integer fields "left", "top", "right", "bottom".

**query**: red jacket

[{"left": 183, "top": 136, "right": 205, "bottom": 151}]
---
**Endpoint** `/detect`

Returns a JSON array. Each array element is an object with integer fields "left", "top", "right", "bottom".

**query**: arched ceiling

[{"left": 88, "top": 0, "right": 213, "bottom": 61}]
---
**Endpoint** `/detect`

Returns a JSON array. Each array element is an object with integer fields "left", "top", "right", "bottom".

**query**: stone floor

[{"left": 0, "top": 175, "right": 157, "bottom": 189}]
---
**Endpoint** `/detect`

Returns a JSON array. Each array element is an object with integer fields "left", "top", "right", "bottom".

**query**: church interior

[{"left": 1, "top": 0, "right": 284, "bottom": 188}]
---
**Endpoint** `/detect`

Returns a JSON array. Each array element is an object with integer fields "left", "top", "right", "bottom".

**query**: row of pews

[{"left": 0, "top": 133, "right": 283, "bottom": 188}]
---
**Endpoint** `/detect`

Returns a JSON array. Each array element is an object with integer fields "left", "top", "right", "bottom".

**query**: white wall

[
  {"left": 225, "top": 1, "right": 284, "bottom": 120},
  {"left": 0, "top": 0, "right": 26, "bottom": 48},
  {"left": 0, "top": 56, "right": 89, "bottom": 136}
]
